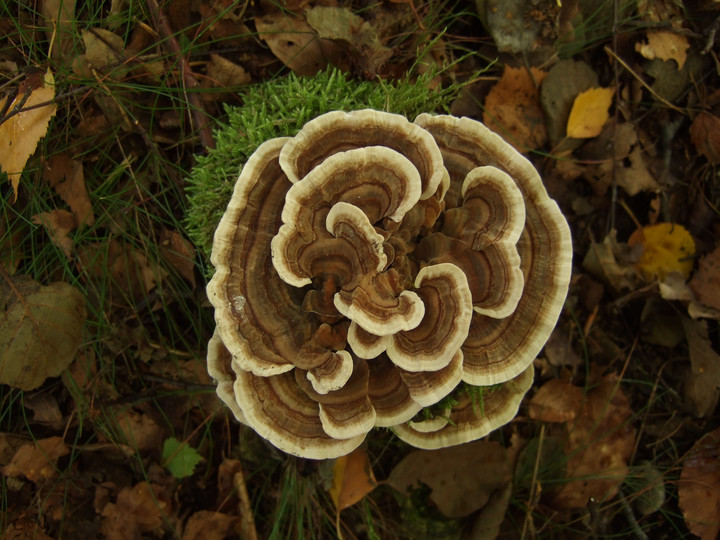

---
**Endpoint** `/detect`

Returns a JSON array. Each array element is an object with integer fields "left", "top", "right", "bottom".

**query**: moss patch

[{"left": 185, "top": 67, "right": 467, "bottom": 259}]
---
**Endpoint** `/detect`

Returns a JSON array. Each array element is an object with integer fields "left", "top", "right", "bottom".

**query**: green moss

[
  {"left": 185, "top": 66, "right": 469, "bottom": 260},
  {"left": 413, "top": 382, "right": 503, "bottom": 424}
]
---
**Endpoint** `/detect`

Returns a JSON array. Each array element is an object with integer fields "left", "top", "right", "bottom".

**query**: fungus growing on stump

[{"left": 207, "top": 109, "right": 572, "bottom": 459}]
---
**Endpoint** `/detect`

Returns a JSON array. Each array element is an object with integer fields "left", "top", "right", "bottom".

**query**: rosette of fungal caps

[{"left": 207, "top": 110, "right": 572, "bottom": 459}]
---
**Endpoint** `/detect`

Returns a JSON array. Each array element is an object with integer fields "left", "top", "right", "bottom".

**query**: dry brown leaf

[
  {"left": 32, "top": 209, "right": 76, "bottom": 258},
  {"left": 205, "top": 54, "right": 251, "bottom": 89},
  {"left": 254, "top": 13, "right": 338, "bottom": 76},
  {"left": 690, "top": 112, "right": 720, "bottom": 164},
  {"left": 0, "top": 277, "right": 86, "bottom": 391},
  {"left": 159, "top": 228, "right": 196, "bottom": 288},
  {"left": 635, "top": 30, "right": 690, "bottom": 69},
  {"left": 387, "top": 440, "right": 510, "bottom": 518},
  {"left": 483, "top": 66, "right": 548, "bottom": 151},
  {"left": 689, "top": 245, "right": 720, "bottom": 312},
  {"left": 552, "top": 377, "right": 636, "bottom": 509},
  {"left": 528, "top": 379, "right": 584, "bottom": 423},
  {"left": 42, "top": 153, "right": 94, "bottom": 226},
  {"left": 305, "top": 6, "right": 391, "bottom": 76},
  {"left": 41, "top": 0, "right": 76, "bottom": 59},
  {"left": 678, "top": 427, "right": 720, "bottom": 540},
  {"left": 2, "top": 519, "right": 54, "bottom": 540},
  {"left": 680, "top": 316, "right": 720, "bottom": 418},
  {"left": 23, "top": 392, "right": 63, "bottom": 426},
  {"left": 206, "top": 55, "right": 249, "bottom": 86},
  {"left": 183, "top": 511, "right": 238, "bottom": 540},
  {"left": 328, "top": 446, "right": 377, "bottom": 512},
  {"left": 2, "top": 436, "right": 69, "bottom": 482},
  {"left": 0, "top": 69, "right": 57, "bottom": 200},
  {"left": 82, "top": 28, "right": 124, "bottom": 71},
  {"left": 78, "top": 239, "right": 167, "bottom": 306},
  {"left": 115, "top": 408, "right": 165, "bottom": 451},
  {"left": 581, "top": 230, "right": 639, "bottom": 291},
  {"left": 566, "top": 87, "right": 615, "bottom": 138},
  {"left": 581, "top": 122, "right": 661, "bottom": 196},
  {"left": 101, "top": 482, "right": 170, "bottom": 539}
]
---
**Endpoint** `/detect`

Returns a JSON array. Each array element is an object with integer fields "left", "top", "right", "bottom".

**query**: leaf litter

[{"left": 2, "top": 0, "right": 720, "bottom": 537}]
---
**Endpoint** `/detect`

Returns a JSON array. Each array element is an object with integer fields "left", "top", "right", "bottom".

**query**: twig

[
  {"left": 603, "top": 46, "right": 685, "bottom": 114},
  {"left": 520, "top": 423, "right": 545, "bottom": 539},
  {"left": 701, "top": 14, "right": 720, "bottom": 55},
  {"left": 0, "top": 86, "right": 90, "bottom": 128},
  {"left": 146, "top": 0, "right": 215, "bottom": 151},
  {"left": 233, "top": 464, "right": 259, "bottom": 540},
  {"left": 619, "top": 489, "right": 649, "bottom": 540}
]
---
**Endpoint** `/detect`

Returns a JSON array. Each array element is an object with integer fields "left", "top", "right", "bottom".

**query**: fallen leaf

[
  {"left": 115, "top": 408, "right": 164, "bottom": 451},
  {"left": 32, "top": 209, "right": 76, "bottom": 258},
  {"left": 485, "top": 0, "right": 558, "bottom": 54},
  {"left": 581, "top": 123, "right": 661, "bottom": 196},
  {"left": 680, "top": 316, "right": 720, "bottom": 418},
  {"left": 101, "top": 482, "right": 169, "bottom": 538},
  {"left": 689, "top": 245, "right": 720, "bottom": 311},
  {"left": 566, "top": 87, "right": 615, "bottom": 139},
  {"left": 328, "top": 446, "right": 377, "bottom": 512},
  {"left": 628, "top": 223, "right": 696, "bottom": 281},
  {"left": 2, "top": 519, "right": 54, "bottom": 540},
  {"left": 543, "top": 324, "right": 583, "bottom": 368},
  {"left": 23, "top": 392, "right": 63, "bottom": 426},
  {"left": 159, "top": 229, "right": 196, "bottom": 288},
  {"left": 387, "top": 440, "right": 510, "bottom": 518},
  {"left": 183, "top": 511, "right": 238, "bottom": 540},
  {"left": 0, "top": 69, "right": 57, "bottom": 200},
  {"left": 552, "top": 377, "right": 636, "bottom": 509},
  {"left": 41, "top": 0, "right": 76, "bottom": 59},
  {"left": 305, "top": 6, "right": 392, "bottom": 76},
  {"left": 205, "top": 55, "right": 251, "bottom": 89},
  {"left": 0, "top": 277, "right": 86, "bottom": 391},
  {"left": 581, "top": 230, "right": 639, "bottom": 291},
  {"left": 162, "top": 437, "right": 203, "bottom": 479},
  {"left": 540, "top": 59, "right": 598, "bottom": 146},
  {"left": 483, "top": 66, "right": 548, "bottom": 151},
  {"left": 77, "top": 239, "right": 167, "bottom": 307},
  {"left": 254, "top": 13, "right": 339, "bottom": 76},
  {"left": 678, "top": 427, "right": 720, "bottom": 540},
  {"left": 528, "top": 379, "right": 584, "bottom": 423},
  {"left": 1, "top": 436, "right": 69, "bottom": 482},
  {"left": 42, "top": 153, "right": 94, "bottom": 226},
  {"left": 635, "top": 30, "right": 690, "bottom": 70},
  {"left": 690, "top": 112, "right": 720, "bottom": 164},
  {"left": 82, "top": 28, "right": 124, "bottom": 71}
]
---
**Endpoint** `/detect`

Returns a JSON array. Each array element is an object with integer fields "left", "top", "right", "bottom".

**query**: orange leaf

[
  {"left": 328, "top": 447, "right": 376, "bottom": 511},
  {"left": 566, "top": 87, "right": 614, "bottom": 138},
  {"left": 483, "top": 66, "right": 548, "bottom": 151}
]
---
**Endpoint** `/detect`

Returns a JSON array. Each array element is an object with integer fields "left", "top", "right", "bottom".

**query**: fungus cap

[{"left": 206, "top": 109, "right": 572, "bottom": 459}]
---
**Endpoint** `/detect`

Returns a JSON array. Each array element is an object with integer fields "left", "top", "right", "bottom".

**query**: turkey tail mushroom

[{"left": 206, "top": 110, "right": 572, "bottom": 459}]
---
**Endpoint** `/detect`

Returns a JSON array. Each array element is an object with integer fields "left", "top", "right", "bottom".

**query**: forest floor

[{"left": 1, "top": 0, "right": 720, "bottom": 538}]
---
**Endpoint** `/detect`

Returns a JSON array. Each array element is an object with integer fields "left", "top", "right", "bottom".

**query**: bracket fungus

[{"left": 207, "top": 109, "right": 572, "bottom": 459}]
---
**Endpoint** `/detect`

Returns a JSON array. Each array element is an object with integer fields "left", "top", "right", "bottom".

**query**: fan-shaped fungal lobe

[{"left": 207, "top": 109, "right": 572, "bottom": 459}]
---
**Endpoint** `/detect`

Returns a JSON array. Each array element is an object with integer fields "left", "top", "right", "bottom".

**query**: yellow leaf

[
  {"left": 635, "top": 30, "right": 689, "bottom": 70},
  {"left": 566, "top": 87, "right": 614, "bottom": 139},
  {"left": 328, "top": 447, "right": 376, "bottom": 512},
  {"left": 629, "top": 223, "right": 696, "bottom": 281},
  {"left": 0, "top": 69, "right": 57, "bottom": 200}
]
